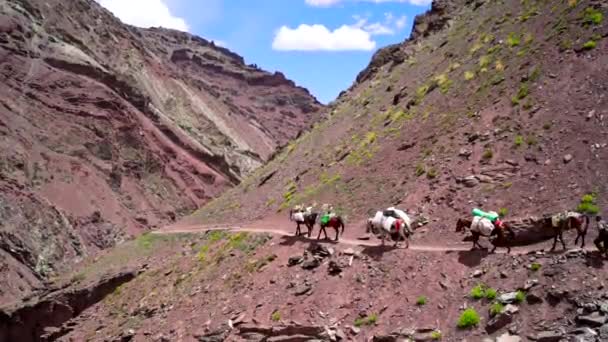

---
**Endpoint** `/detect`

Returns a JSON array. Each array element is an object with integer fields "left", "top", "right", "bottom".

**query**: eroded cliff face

[{"left": 0, "top": 0, "right": 323, "bottom": 303}]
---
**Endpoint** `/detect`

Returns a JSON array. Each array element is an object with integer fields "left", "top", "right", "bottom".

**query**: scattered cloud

[
  {"left": 95, "top": 0, "right": 189, "bottom": 31},
  {"left": 272, "top": 11, "right": 409, "bottom": 52},
  {"left": 306, "top": 0, "right": 432, "bottom": 7},
  {"left": 304, "top": 0, "right": 342, "bottom": 6},
  {"left": 272, "top": 24, "right": 376, "bottom": 51},
  {"left": 395, "top": 15, "right": 407, "bottom": 29}
]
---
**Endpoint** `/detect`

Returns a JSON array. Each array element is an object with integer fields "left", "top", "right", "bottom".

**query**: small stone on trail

[
  {"left": 500, "top": 271, "right": 508, "bottom": 279},
  {"left": 350, "top": 326, "right": 360, "bottom": 335},
  {"left": 473, "top": 269, "right": 484, "bottom": 278},
  {"left": 294, "top": 284, "right": 312, "bottom": 296},
  {"left": 343, "top": 248, "right": 355, "bottom": 256},
  {"left": 328, "top": 261, "right": 342, "bottom": 275},
  {"left": 563, "top": 154, "right": 573, "bottom": 163},
  {"left": 288, "top": 255, "right": 303, "bottom": 266}
]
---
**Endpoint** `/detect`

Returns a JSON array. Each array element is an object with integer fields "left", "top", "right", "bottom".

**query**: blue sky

[{"left": 96, "top": 0, "right": 432, "bottom": 104}]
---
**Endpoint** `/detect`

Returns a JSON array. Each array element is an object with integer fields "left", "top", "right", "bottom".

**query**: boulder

[
  {"left": 576, "top": 312, "right": 607, "bottom": 327},
  {"left": 534, "top": 330, "right": 563, "bottom": 342},
  {"left": 486, "top": 307, "right": 517, "bottom": 334},
  {"left": 328, "top": 261, "right": 342, "bottom": 275},
  {"left": 301, "top": 259, "right": 320, "bottom": 270},
  {"left": 498, "top": 292, "right": 519, "bottom": 304},
  {"left": 294, "top": 284, "right": 312, "bottom": 296},
  {"left": 462, "top": 176, "right": 480, "bottom": 188}
]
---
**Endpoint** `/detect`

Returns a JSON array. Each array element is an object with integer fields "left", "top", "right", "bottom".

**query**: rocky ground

[
  {"left": 2, "top": 226, "right": 606, "bottom": 342},
  {"left": 0, "top": 0, "right": 322, "bottom": 304}
]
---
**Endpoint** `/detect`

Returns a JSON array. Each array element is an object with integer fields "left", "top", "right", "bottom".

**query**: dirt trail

[{"left": 154, "top": 219, "right": 583, "bottom": 255}]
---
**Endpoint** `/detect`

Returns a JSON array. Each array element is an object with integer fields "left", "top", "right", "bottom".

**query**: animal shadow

[
  {"left": 361, "top": 244, "right": 399, "bottom": 261},
  {"left": 457, "top": 249, "right": 489, "bottom": 267},
  {"left": 278, "top": 234, "right": 340, "bottom": 247}
]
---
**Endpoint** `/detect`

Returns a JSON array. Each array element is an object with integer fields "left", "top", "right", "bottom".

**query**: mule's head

[{"left": 455, "top": 218, "right": 466, "bottom": 232}]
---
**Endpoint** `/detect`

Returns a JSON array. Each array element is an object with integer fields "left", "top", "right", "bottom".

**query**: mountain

[
  {"left": 192, "top": 0, "right": 608, "bottom": 229},
  {"left": 0, "top": 0, "right": 322, "bottom": 303},
  {"left": 2, "top": 0, "right": 608, "bottom": 341}
]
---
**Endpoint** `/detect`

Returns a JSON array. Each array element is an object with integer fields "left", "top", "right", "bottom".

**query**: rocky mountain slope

[
  {"left": 0, "top": 0, "right": 322, "bottom": 304},
  {"left": 192, "top": 0, "right": 608, "bottom": 230}
]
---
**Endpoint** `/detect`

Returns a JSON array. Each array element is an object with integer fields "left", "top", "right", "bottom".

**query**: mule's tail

[
  {"left": 288, "top": 209, "right": 293, "bottom": 222},
  {"left": 340, "top": 217, "right": 345, "bottom": 236}
]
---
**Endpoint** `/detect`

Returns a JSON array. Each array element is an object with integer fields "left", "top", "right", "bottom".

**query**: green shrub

[
  {"left": 498, "top": 208, "right": 508, "bottom": 218},
  {"left": 482, "top": 149, "right": 493, "bottom": 160},
  {"left": 485, "top": 287, "right": 498, "bottom": 300},
  {"left": 583, "top": 7, "right": 603, "bottom": 26},
  {"left": 457, "top": 308, "right": 480, "bottom": 329},
  {"left": 507, "top": 32, "right": 521, "bottom": 47},
  {"left": 426, "top": 168, "right": 438, "bottom": 179},
  {"left": 490, "top": 302, "right": 504, "bottom": 317},
  {"left": 514, "top": 135, "right": 524, "bottom": 147},
  {"left": 417, "top": 296, "right": 428, "bottom": 306},
  {"left": 415, "top": 164, "right": 426, "bottom": 177},
  {"left": 355, "top": 313, "right": 378, "bottom": 327},
  {"left": 530, "top": 262, "right": 541, "bottom": 271},
  {"left": 271, "top": 310, "right": 281, "bottom": 321},
  {"left": 577, "top": 193, "right": 600, "bottom": 215},
  {"left": 464, "top": 71, "right": 475, "bottom": 80},
  {"left": 515, "top": 290, "right": 526, "bottom": 303},
  {"left": 431, "top": 331, "right": 442, "bottom": 340},
  {"left": 471, "top": 284, "right": 486, "bottom": 299},
  {"left": 583, "top": 40, "right": 597, "bottom": 50}
]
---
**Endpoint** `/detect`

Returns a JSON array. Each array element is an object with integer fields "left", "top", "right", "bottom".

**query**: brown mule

[
  {"left": 455, "top": 218, "right": 515, "bottom": 253},
  {"left": 542, "top": 212, "right": 589, "bottom": 252}
]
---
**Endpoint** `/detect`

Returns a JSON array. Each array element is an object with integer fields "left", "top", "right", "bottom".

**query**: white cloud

[
  {"left": 306, "top": 0, "right": 432, "bottom": 6},
  {"left": 395, "top": 15, "right": 407, "bottom": 29},
  {"left": 304, "top": 0, "right": 342, "bottom": 6},
  {"left": 272, "top": 24, "right": 376, "bottom": 51},
  {"left": 95, "top": 0, "right": 189, "bottom": 31}
]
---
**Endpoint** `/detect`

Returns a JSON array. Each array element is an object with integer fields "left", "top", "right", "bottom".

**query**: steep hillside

[
  {"left": 0, "top": 0, "right": 322, "bottom": 303},
  {"left": 192, "top": 0, "right": 608, "bottom": 229}
]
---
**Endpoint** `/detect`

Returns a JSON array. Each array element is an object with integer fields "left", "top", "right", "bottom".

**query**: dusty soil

[{"left": 27, "top": 220, "right": 607, "bottom": 342}]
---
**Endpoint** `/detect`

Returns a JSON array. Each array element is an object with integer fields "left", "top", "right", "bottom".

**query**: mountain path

[{"left": 153, "top": 222, "right": 591, "bottom": 256}]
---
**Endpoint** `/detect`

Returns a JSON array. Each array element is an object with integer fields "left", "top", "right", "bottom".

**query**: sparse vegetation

[
  {"left": 582, "top": 40, "right": 597, "bottom": 50},
  {"left": 417, "top": 296, "right": 428, "bottom": 305},
  {"left": 490, "top": 302, "right": 504, "bottom": 317},
  {"left": 415, "top": 163, "right": 426, "bottom": 177},
  {"left": 355, "top": 313, "right": 378, "bottom": 327},
  {"left": 464, "top": 71, "right": 475, "bottom": 81},
  {"left": 507, "top": 32, "right": 521, "bottom": 47},
  {"left": 271, "top": 310, "right": 281, "bottom": 322},
  {"left": 426, "top": 168, "right": 438, "bottom": 179},
  {"left": 582, "top": 7, "right": 603, "bottom": 26},
  {"left": 512, "top": 83, "right": 530, "bottom": 105},
  {"left": 434, "top": 74, "right": 453, "bottom": 94},
  {"left": 530, "top": 262, "right": 542, "bottom": 271},
  {"left": 482, "top": 149, "right": 493, "bottom": 160},
  {"left": 431, "top": 331, "right": 442, "bottom": 340},
  {"left": 498, "top": 208, "right": 508, "bottom": 218},
  {"left": 515, "top": 290, "right": 526, "bottom": 303},
  {"left": 457, "top": 308, "right": 480, "bottom": 329},
  {"left": 577, "top": 193, "right": 600, "bottom": 215},
  {"left": 471, "top": 284, "right": 486, "bottom": 299},
  {"left": 514, "top": 135, "right": 524, "bottom": 147},
  {"left": 485, "top": 287, "right": 498, "bottom": 300}
]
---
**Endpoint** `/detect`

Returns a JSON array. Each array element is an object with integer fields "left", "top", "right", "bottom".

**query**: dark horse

[
  {"left": 289, "top": 209, "right": 319, "bottom": 237},
  {"left": 455, "top": 218, "right": 515, "bottom": 253},
  {"left": 317, "top": 216, "right": 345, "bottom": 241},
  {"left": 542, "top": 212, "right": 589, "bottom": 252}
]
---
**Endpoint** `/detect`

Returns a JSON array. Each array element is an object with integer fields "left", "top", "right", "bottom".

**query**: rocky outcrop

[{"left": 0, "top": 269, "right": 140, "bottom": 342}]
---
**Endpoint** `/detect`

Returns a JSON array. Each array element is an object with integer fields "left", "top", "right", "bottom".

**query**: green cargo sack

[
  {"left": 321, "top": 214, "right": 330, "bottom": 225},
  {"left": 472, "top": 208, "right": 498, "bottom": 222}
]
